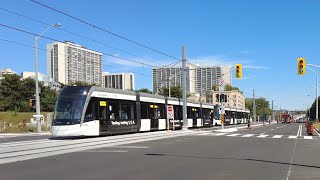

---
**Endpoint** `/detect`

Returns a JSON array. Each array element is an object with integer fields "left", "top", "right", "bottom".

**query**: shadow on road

[{"left": 145, "top": 153, "right": 320, "bottom": 169}]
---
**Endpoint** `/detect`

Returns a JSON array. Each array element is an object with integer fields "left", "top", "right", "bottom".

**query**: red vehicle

[{"left": 281, "top": 114, "right": 291, "bottom": 123}]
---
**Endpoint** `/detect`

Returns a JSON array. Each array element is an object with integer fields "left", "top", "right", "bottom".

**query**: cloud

[{"left": 105, "top": 54, "right": 269, "bottom": 71}]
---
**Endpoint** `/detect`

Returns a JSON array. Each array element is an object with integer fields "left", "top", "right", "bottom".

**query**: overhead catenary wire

[
  {"left": 0, "top": 7, "right": 168, "bottom": 67},
  {"left": 0, "top": 23, "right": 161, "bottom": 68},
  {"left": 30, "top": 0, "right": 180, "bottom": 61},
  {"left": 0, "top": 37, "right": 153, "bottom": 78}
]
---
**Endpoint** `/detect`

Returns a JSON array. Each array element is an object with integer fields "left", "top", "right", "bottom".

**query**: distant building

[
  {"left": 21, "top": 71, "right": 61, "bottom": 91},
  {"left": 206, "top": 90, "right": 246, "bottom": 109},
  {"left": 103, "top": 72, "right": 134, "bottom": 91},
  {"left": 0, "top": 68, "right": 16, "bottom": 76},
  {"left": 152, "top": 65, "right": 231, "bottom": 95},
  {"left": 47, "top": 41, "right": 103, "bottom": 86}
]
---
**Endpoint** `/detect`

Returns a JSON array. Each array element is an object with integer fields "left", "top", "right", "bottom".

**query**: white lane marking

[
  {"left": 242, "top": 134, "right": 255, "bottom": 137},
  {"left": 296, "top": 124, "right": 302, "bottom": 137},
  {"left": 285, "top": 135, "right": 299, "bottom": 180},
  {"left": 277, "top": 127, "right": 280, "bottom": 128},
  {"left": 271, "top": 129, "right": 274, "bottom": 131},
  {"left": 300, "top": 124, "right": 302, "bottom": 136},
  {"left": 272, "top": 135, "right": 282, "bottom": 138},
  {"left": 83, "top": 150, "right": 128, "bottom": 153},
  {"left": 257, "top": 135, "right": 268, "bottom": 138},
  {"left": 212, "top": 133, "right": 228, "bottom": 136},
  {"left": 304, "top": 136, "right": 313, "bottom": 140},
  {"left": 112, "top": 146, "right": 149, "bottom": 149},
  {"left": 226, "top": 134, "right": 241, "bottom": 137},
  {"left": 288, "top": 136, "right": 297, "bottom": 139}
]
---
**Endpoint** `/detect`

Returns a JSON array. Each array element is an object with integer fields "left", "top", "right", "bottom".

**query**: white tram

[{"left": 51, "top": 86, "right": 250, "bottom": 137}]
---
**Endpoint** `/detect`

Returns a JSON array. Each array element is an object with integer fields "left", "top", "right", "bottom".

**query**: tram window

[
  {"left": 174, "top": 106, "right": 182, "bottom": 120},
  {"left": 85, "top": 98, "right": 98, "bottom": 120},
  {"left": 108, "top": 101, "right": 119, "bottom": 120},
  {"left": 120, "top": 103, "right": 136, "bottom": 120},
  {"left": 141, "top": 102, "right": 148, "bottom": 119}
]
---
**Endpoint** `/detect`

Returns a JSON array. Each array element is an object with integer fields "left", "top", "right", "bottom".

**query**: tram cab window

[{"left": 85, "top": 98, "right": 98, "bottom": 120}]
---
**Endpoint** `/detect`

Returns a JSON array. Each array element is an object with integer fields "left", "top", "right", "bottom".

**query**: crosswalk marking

[
  {"left": 288, "top": 136, "right": 297, "bottom": 139},
  {"left": 257, "top": 135, "right": 268, "bottom": 138},
  {"left": 199, "top": 132, "right": 213, "bottom": 135},
  {"left": 304, "top": 136, "right": 313, "bottom": 139},
  {"left": 227, "top": 134, "right": 241, "bottom": 137},
  {"left": 242, "top": 134, "right": 255, "bottom": 137},
  {"left": 272, "top": 135, "right": 282, "bottom": 138},
  {"left": 212, "top": 133, "right": 228, "bottom": 136},
  {"left": 188, "top": 130, "right": 317, "bottom": 141}
]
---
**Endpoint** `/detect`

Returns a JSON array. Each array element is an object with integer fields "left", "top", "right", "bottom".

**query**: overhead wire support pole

[{"left": 182, "top": 46, "right": 188, "bottom": 130}]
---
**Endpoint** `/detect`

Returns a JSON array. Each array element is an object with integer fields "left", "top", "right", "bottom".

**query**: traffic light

[
  {"left": 216, "top": 94, "right": 220, "bottom": 102},
  {"left": 29, "top": 99, "right": 36, "bottom": 108},
  {"left": 235, "top": 64, "right": 242, "bottom": 79},
  {"left": 297, "top": 57, "right": 306, "bottom": 76},
  {"left": 220, "top": 94, "right": 228, "bottom": 103},
  {"left": 220, "top": 94, "right": 224, "bottom": 102}
]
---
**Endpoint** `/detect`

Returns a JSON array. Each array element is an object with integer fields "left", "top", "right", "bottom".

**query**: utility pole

[
  {"left": 253, "top": 89, "right": 256, "bottom": 123},
  {"left": 182, "top": 46, "right": 188, "bottom": 130},
  {"left": 316, "top": 72, "right": 318, "bottom": 122},
  {"left": 272, "top": 100, "right": 274, "bottom": 121}
]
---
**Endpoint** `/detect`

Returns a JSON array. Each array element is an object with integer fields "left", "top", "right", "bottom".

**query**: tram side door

[
  {"left": 192, "top": 108, "right": 198, "bottom": 126},
  {"left": 149, "top": 104, "right": 159, "bottom": 130},
  {"left": 99, "top": 100, "right": 108, "bottom": 133},
  {"left": 210, "top": 110, "right": 214, "bottom": 126}
]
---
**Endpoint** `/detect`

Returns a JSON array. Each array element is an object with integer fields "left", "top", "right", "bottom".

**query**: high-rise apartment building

[
  {"left": 47, "top": 41, "right": 102, "bottom": 86},
  {"left": 152, "top": 65, "right": 231, "bottom": 95},
  {"left": 103, "top": 72, "right": 134, "bottom": 91},
  {"left": 195, "top": 66, "right": 232, "bottom": 94}
]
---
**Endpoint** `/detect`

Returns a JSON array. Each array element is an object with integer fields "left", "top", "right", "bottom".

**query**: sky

[{"left": 1, "top": 0, "right": 320, "bottom": 111}]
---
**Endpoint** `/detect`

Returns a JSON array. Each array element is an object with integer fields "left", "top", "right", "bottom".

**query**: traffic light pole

[{"left": 307, "top": 66, "right": 318, "bottom": 122}]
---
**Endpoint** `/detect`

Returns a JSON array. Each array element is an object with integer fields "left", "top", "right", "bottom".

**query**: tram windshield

[{"left": 53, "top": 86, "right": 91, "bottom": 125}]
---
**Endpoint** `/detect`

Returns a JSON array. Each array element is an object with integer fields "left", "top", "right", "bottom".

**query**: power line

[
  {"left": 30, "top": 0, "right": 180, "bottom": 61},
  {"left": 0, "top": 7, "right": 167, "bottom": 67},
  {"left": 0, "top": 37, "right": 152, "bottom": 78},
  {"left": 0, "top": 23, "right": 159, "bottom": 67},
  {"left": 103, "top": 64, "right": 152, "bottom": 78}
]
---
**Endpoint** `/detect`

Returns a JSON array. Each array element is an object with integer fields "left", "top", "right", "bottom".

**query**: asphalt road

[
  {"left": 0, "top": 123, "right": 319, "bottom": 180},
  {"left": 0, "top": 134, "right": 51, "bottom": 144}
]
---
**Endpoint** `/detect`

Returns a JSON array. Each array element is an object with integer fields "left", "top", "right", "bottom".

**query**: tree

[
  {"left": 0, "top": 74, "right": 24, "bottom": 112},
  {"left": 137, "top": 88, "right": 152, "bottom": 94},
  {"left": 212, "top": 85, "right": 218, "bottom": 91},
  {"left": 309, "top": 96, "right": 320, "bottom": 120},
  {"left": 40, "top": 85, "right": 58, "bottom": 112},
  {"left": 0, "top": 74, "right": 58, "bottom": 112},
  {"left": 225, "top": 84, "right": 239, "bottom": 91},
  {"left": 159, "top": 86, "right": 182, "bottom": 98},
  {"left": 245, "top": 97, "right": 272, "bottom": 119}
]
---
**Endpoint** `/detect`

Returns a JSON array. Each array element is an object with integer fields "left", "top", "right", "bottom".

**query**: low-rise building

[{"left": 206, "top": 90, "right": 246, "bottom": 110}]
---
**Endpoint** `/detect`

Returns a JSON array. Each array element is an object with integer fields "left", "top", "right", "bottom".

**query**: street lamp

[
  {"left": 307, "top": 67, "right": 318, "bottom": 122},
  {"left": 35, "top": 23, "right": 61, "bottom": 133}
]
